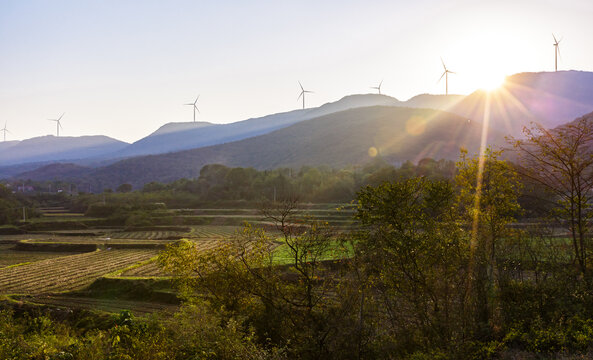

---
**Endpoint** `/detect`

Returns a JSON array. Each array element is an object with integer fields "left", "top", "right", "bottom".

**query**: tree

[
  {"left": 355, "top": 177, "right": 470, "bottom": 354},
  {"left": 116, "top": 183, "right": 133, "bottom": 193},
  {"left": 455, "top": 147, "right": 522, "bottom": 334},
  {"left": 160, "top": 200, "right": 354, "bottom": 358},
  {"left": 511, "top": 116, "right": 593, "bottom": 281}
]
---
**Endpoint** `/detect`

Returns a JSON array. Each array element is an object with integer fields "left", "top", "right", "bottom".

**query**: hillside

[
  {"left": 448, "top": 71, "right": 593, "bottom": 136},
  {"left": 51, "top": 106, "right": 502, "bottom": 189},
  {"left": 114, "top": 94, "right": 408, "bottom": 158},
  {"left": 0, "top": 135, "right": 129, "bottom": 166},
  {"left": 16, "top": 163, "right": 92, "bottom": 181}
]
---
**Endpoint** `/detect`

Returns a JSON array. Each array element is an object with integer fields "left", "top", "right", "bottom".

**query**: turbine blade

[
  {"left": 379, "top": 79, "right": 383, "bottom": 87},
  {"left": 297, "top": 91, "right": 303, "bottom": 101},
  {"left": 194, "top": 95, "right": 200, "bottom": 105},
  {"left": 449, "top": 71, "right": 456, "bottom": 74},
  {"left": 58, "top": 113, "right": 64, "bottom": 121},
  {"left": 438, "top": 72, "right": 446, "bottom": 82},
  {"left": 553, "top": 33, "right": 558, "bottom": 44},
  {"left": 194, "top": 105, "right": 200, "bottom": 113},
  {"left": 298, "top": 81, "right": 304, "bottom": 91},
  {"left": 440, "top": 57, "right": 446, "bottom": 70}
]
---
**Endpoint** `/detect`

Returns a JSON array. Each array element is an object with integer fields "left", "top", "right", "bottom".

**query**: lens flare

[{"left": 405, "top": 116, "right": 426, "bottom": 136}]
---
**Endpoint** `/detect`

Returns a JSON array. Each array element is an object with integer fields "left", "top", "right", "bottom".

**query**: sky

[{"left": 1, "top": 0, "right": 592, "bottom": 143}]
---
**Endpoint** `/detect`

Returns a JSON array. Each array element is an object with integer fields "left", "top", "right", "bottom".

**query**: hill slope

[
  {"left": 72, "top": 106, "right": 501, "bottom": 189},
  {"left": 447, "top": 71, "right": 593, "bottom": 136},
  {"left": 114, "top": 94, "right": 407, "bottom": 158},
  {"left": 0, "top": 135, "right": 129, "bottom": 166}
]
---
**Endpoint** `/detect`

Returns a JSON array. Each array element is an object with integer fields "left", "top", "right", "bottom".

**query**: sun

[{"left": 479, "top": 74, "right": 506, "bottom": 91}]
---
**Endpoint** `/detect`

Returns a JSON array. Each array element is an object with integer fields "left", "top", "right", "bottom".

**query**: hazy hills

[
  {"left": 114, "top": 94, "right": 414, "bottom": 158},
  {"left": 446, "top": 71, "right": 593, "bottom": 136},
  {"left": 40, "top": 106, "right": 501, "bottom": 189},
  {"left": 3, "top": 70, "right": 593, "bottom": 188},
  {"left": 0, "top": 135, "right": 129, "bottom": 167}
]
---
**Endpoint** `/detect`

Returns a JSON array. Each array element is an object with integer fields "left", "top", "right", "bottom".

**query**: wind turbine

[
  {"left": 438, "top": 58, "right": 455, "bottom": 95},
  {"left": 297, "top": 81, "right": 313, "bottom": 109},
  {"left": 48, "top": 113, "right": 64, "bottom": 137},
  {"left": 553, "top": 34, "right": 562, "bottom": 72},
  {"left": 371, "top": 80, "right": 383, "bottom": 94},
  {"left": 184, "top": 95, "right": 200, "bottom": 122},
  {"left": 1, "top": 121, "right": 10, "bottom": 142}
]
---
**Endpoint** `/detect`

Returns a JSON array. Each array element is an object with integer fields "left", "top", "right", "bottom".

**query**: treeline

[
  {"left": 153, "top": 157, "right": 456, "bottom": 203},
  {"left": 54, "top": 158, "right": 455, "bottom": 212},
  {"left": 0, "top": 184, "right": 38, "bottom": 226}
]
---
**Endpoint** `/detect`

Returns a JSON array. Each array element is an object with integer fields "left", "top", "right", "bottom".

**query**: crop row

[
  {"left": 111, "top": 231, "right": 184, "bottom": 240},
  {"left": 186, "top": 226, "right": 240, "bottom": 239},
  {"left": 25, "top": 295, "right": 177, "bottom": 316},
  {"left": 0, "top": 249, "right": 157, "bottom": 295},
  {"left": 120, "top": 240, "right": 224, "bottom": 277}
]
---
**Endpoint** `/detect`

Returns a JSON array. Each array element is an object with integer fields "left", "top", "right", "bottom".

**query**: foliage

[{"left": 512, "top": 117, "right": 593, "bottom": 280}]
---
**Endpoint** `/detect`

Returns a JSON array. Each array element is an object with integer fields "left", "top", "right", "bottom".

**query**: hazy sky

[{"left": 1, "top": 0, "right": 592, "bottom": 143}]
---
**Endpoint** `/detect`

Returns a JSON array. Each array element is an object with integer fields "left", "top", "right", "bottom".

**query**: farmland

[
  {"left": 0, "top": 203, "right": 350, "bottom": 322},
  {"left": 0, "top": 249, "right": 158, "bottom": 294}
]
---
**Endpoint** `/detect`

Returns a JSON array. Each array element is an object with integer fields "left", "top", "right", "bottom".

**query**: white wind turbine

[
  {"left": 553, "top": 34, "right": 562, "bottom": 72},
  {"left": 297, "top": 81, "right": 313, "bottom": 109},
  {"left": 184, "top": 95, "right": 200, "bottom": 122},
  {"left": 49, "top": 113, "right": 64, "bottom": 137},
  {"left": 371, "top": 80, "right": 383, "bottom": 94},
  {"left": 1, "top": 121, "right": 10, "bottom": 142},
  {"left": 438, "top": 58, "right": 455, "bottom": 95}
]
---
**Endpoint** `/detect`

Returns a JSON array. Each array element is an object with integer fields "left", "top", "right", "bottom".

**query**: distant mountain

[
  {"left": 37, "top": 106, "right": 502, "bottom": 189},
  {"left": 405, "top": 94, "right": 465, "bottom": 110},
  {"left": 0, "top": 141, "right": 19, "bottom": 151},
  {"left": 116, "top": 70, "right": 593, "bottom": 160},
  {"left": 0, "top": 135, "right": 129, "bottom": 166},
  {"left": 146, "top": 121, "right": 214, "bottom": 137},
  {"left": 115, "top": 94, "right": 410, "bottom": 158},
  {"left": 447, "top": 71, "right": 593, "bottom": 136},
  {"left": 5, "top": 70, "right": 592, "bottom": 174},
  {"left": 16, "top": 163, "right": 91, "bottom": 181}
]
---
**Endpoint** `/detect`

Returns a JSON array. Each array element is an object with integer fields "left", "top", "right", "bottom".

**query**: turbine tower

[
  {"left": 184, "top": 95, "right": 200, "bottom": 122},
  {"left": 438, "top": 58, "right": 455, "bottom": 95},
  {"left": 1, "top": 121, "right": 10, "bottom": 142},
  {"left": 297, "top": 81, "right": 313, "bottom": 109},
  {"left": 49, "top": 113, "right": 64, "bottom": 137},
  {"left": 371, "top": 80, "right": 383, "bottom": 94},
  {"left": 553, "top": 34, "right": 562, "bottom": 72}
]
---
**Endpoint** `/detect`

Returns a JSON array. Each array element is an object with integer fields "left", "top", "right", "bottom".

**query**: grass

[{"left": 272, "top": 239, "right": 354, "bottom": 265}]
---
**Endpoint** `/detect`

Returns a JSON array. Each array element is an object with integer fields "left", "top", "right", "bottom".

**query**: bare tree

[{"left": 510, "top": 114, "right": 593, "bottom": 280}]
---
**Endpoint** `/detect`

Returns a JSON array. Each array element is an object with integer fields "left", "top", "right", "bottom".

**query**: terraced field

[
  {"left": 119, "top": 239, "right": 224, "bottom": 277},
  {"left": 111, "top": 231, "right": 186, "bottom": 240},
  {"left": 187, "top": 226, "right": 240, "bottom": 239},
  {"left": 0, "top": 244, "right": 80, "bottom": 268},
  {"left": 0, "top": 249, "right": 157, "bottom": 295},
  {"left": 21, "top": 295, "right": 178, "bottom": 316}
]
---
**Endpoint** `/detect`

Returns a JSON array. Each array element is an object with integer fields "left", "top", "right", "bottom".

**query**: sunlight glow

[{"left": 480, "top": 75, "right": 506, "bottom": 91}]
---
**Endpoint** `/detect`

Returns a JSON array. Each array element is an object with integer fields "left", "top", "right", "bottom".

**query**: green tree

[
  {"left": 355, "top": 177, "right": 470, "bottom": 354},
  {"left": 455, "top": 147, "right": 522, "bottom": 334},
  {"left": 116, "top": 183, "right": 133, "bottom": 193}
]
